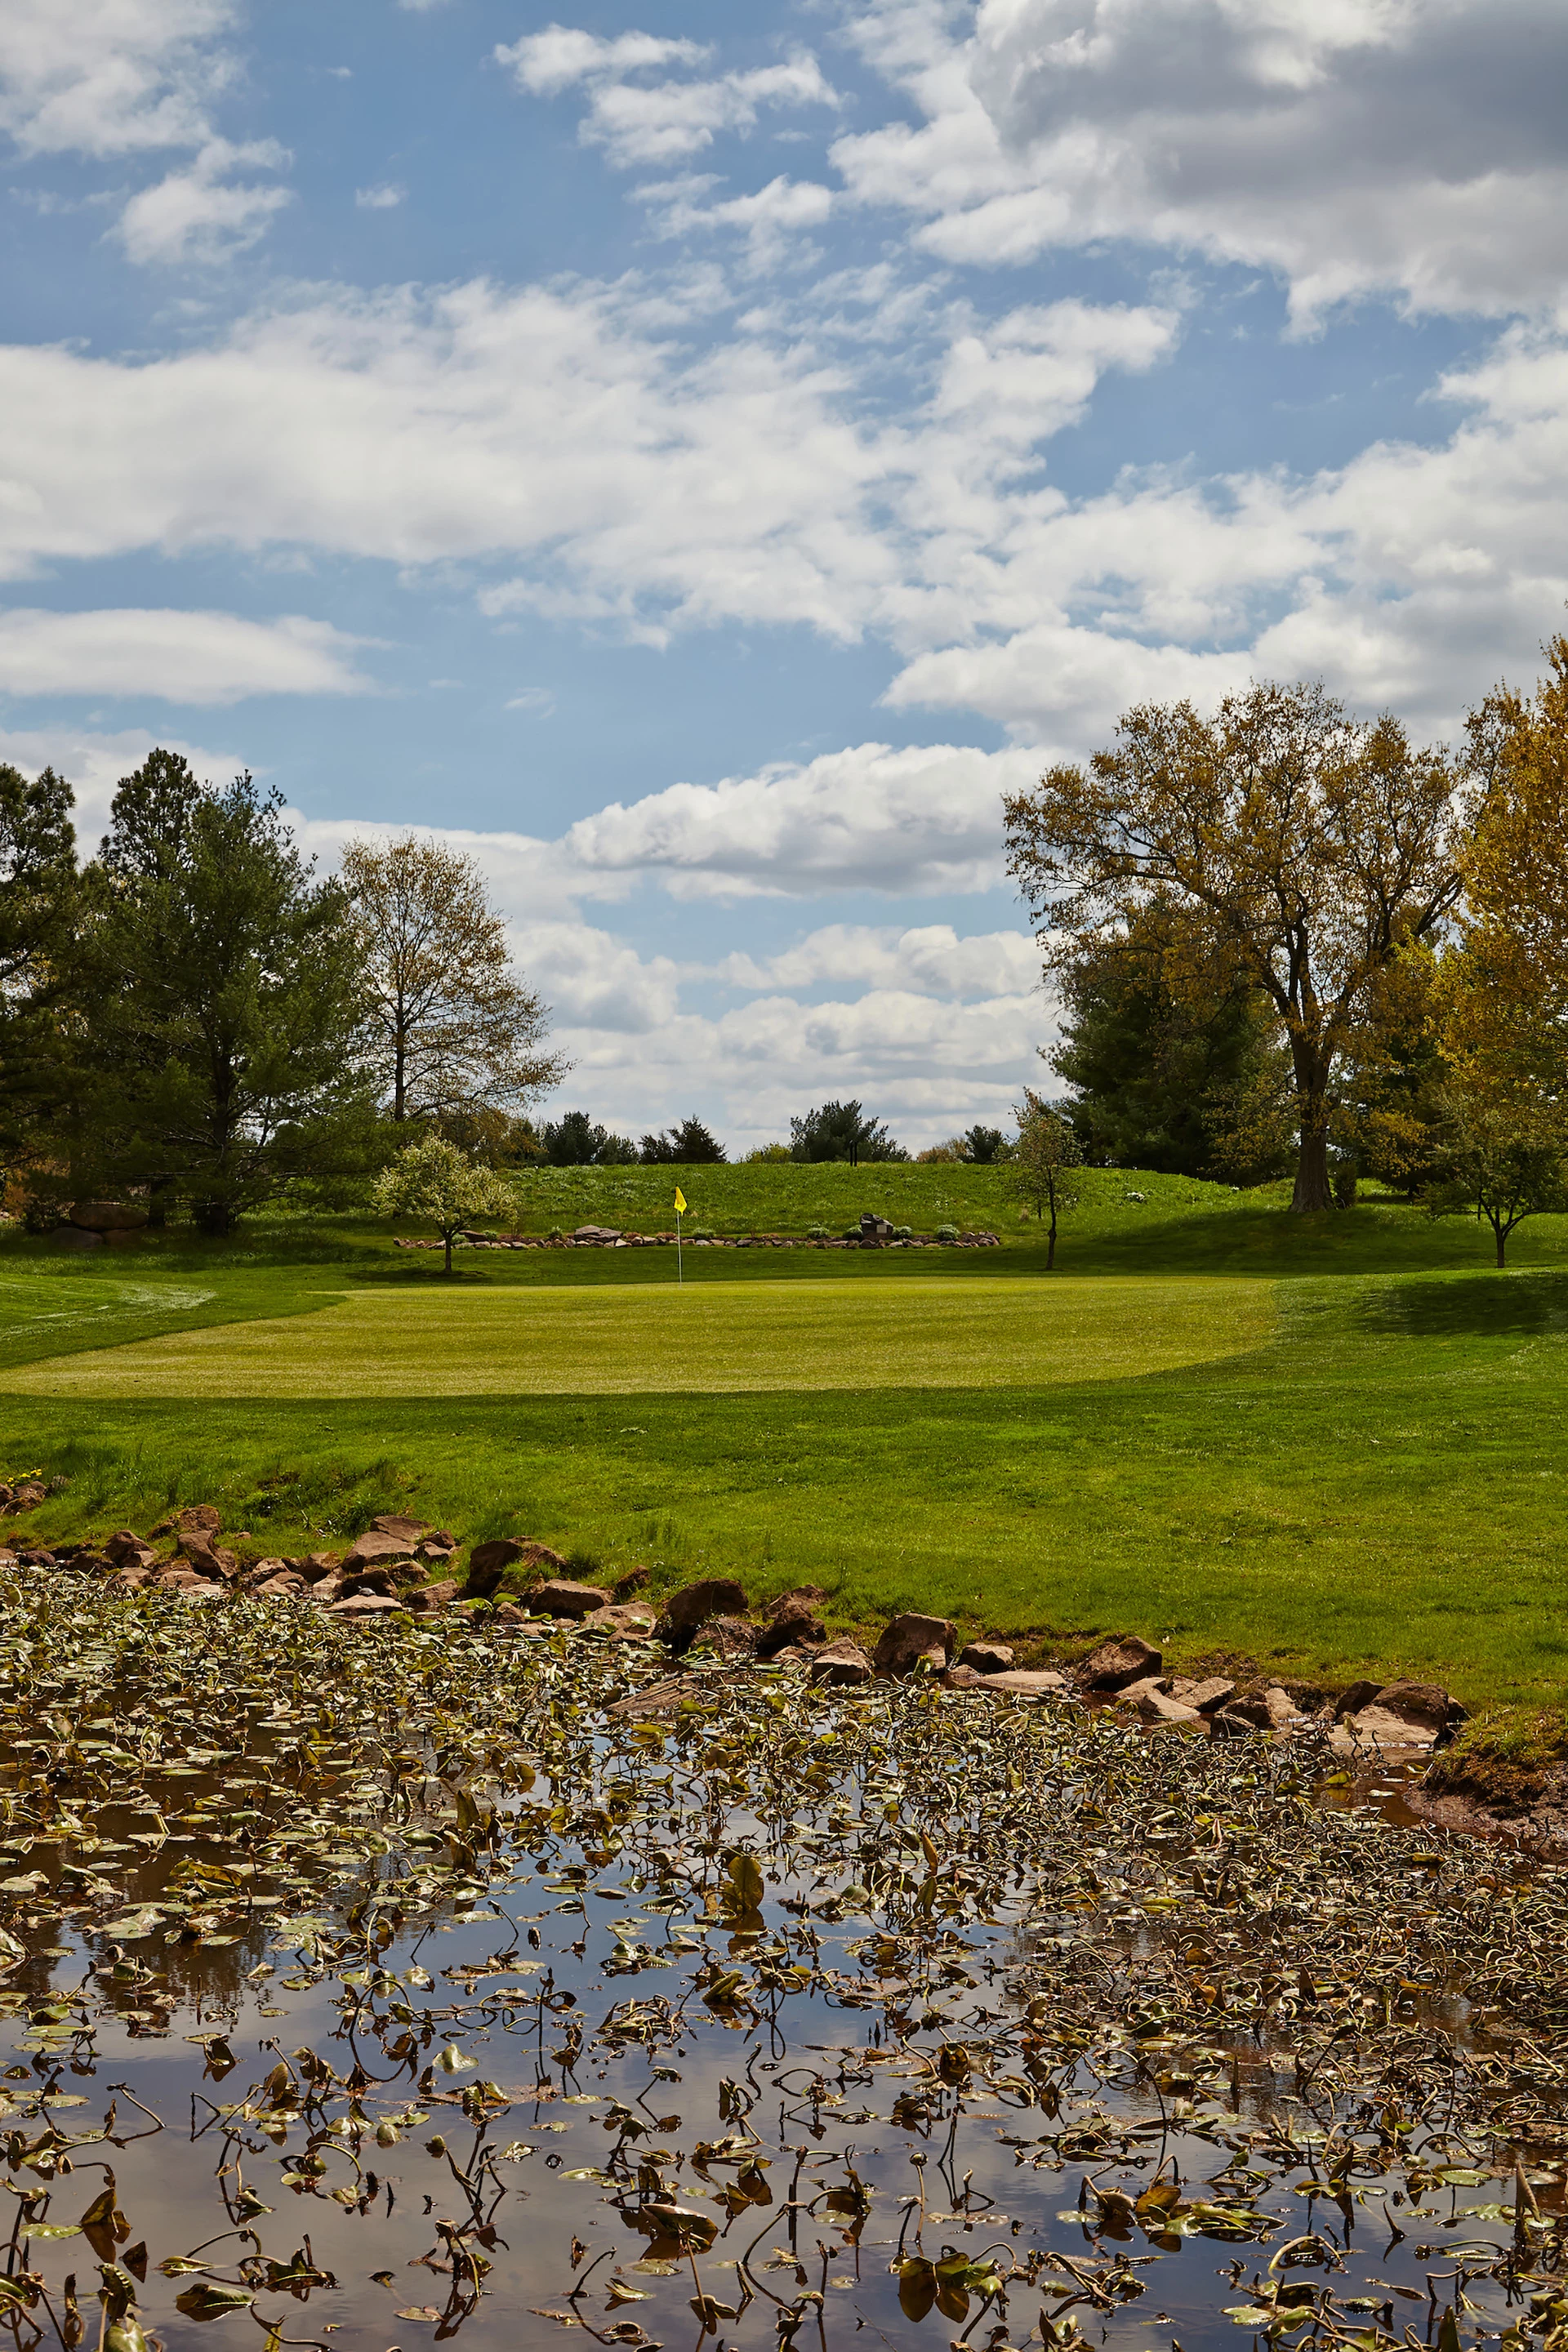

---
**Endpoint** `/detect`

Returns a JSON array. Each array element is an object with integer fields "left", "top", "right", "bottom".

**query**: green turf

[
  {"left": 2, "top": 1274, "right": 1275, "bottom": 1396},
  {"left": 3, "top": 1182, "right": 1567, "bottom": 1713}
]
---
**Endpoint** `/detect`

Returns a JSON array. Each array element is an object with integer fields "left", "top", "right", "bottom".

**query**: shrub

[{"left": 935, "top": 1223, "right": 960, "bottom": 1242}]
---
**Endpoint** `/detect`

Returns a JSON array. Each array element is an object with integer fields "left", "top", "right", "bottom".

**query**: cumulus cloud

[
  {"left": 0, "top": 608, "right": 376, "bottom": 703},
  {"left": 497, "top": 24, "right": 839, "bottom": 167},
  {"left": 115, "top": 136, "right": 293, "bottom": 265},
  {"left": 637, "top": 173, "right": 834, "bottom": 265},
  {"left": 0, "top": 0, "right": 237, "bottom": 158},
  {"left": 0, "top": 723, "right": 241, "bottom": 850},
  {"left": 834, "top": 0, "right": 1568, "bottom": 325},
  {"left": 708, "top": 920, "right": 1041, "bottom": 999},
  {"left": 355, "top": 182, "right": 404, "bottom": 210}
]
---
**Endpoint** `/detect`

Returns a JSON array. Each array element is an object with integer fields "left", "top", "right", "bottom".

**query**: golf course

[{"left": 5, "top": 1161, "right": 1566, "bottom": 1712}]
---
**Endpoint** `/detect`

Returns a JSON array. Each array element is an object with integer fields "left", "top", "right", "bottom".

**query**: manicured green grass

[
  {"left": 3, "top": 1274, "right": 1275, "bottom": 1397},
  {"left": 3, "top": 1182, "right": 1567, "bottom": 1713}
]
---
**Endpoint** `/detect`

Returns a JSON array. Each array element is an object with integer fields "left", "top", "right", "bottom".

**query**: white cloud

[
  {"left": 504, "top": 686, "right": 555, "bottom": 714},
  {"left": 638, "top": 173, "right": 834, "bottom": 265},
  {"left": 0, "top": 0, "right": 237, "bottom": 158},
  {"left": 0, "top": 607, "right": 376, "bottom": 703},
  {"left": 498, "top": 24, "right": 839, "bottom": 167},
  {"left": 115, "top": 136, "right": 292, "bottom": 265},
  {"left": 709, "top": 920, "right": 1041, "bottom": 999},
  {"left": 355, "top": 182, "right": 404, "bottom": 210},
  {"left": 835, "top": 0, "right": 1568, "bottom": 326}
]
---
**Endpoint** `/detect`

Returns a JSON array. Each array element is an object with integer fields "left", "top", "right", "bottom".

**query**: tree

[
  {"left": 958, "top": 1125, "right": 1009, "bottom": 1164},
  {"left": 373, "top": 1134, "right": 519, "bottom": 1276},
  {"left": 541, "top": 1110, "right": 639, "bottom": 1165},
  {"left": 341, "top": 834, "right": 567, "bottom": 1124},
  {"left": 640, "top": 1116, "right": 727, "bottom": 1164},
  {"left": 83, "top": 764, "right": 372, "bottom": 1235},
  {"left": 1009, "top": 1090, "right": 1082, "bottom": 1269},
  {"left": 1051, "top": 902, "right": 1293, "bottom": 1182},
  {"left": 1004, "top": 681, "right": 1463, "bottom": 1213},
  {"left": 1423, "top": 1098, "right": 1568, "bottom": 1267},
  {"left": 0, "top": 763, "right": 78, "bottom": 1170},
  {"left": 789, "top": 1100, "right": 908, "bottom": 1165}
]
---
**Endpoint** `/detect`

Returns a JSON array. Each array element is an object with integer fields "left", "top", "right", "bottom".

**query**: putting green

[{"left": 0, "top": 1274, "right": 1276, "bottom": 1397}]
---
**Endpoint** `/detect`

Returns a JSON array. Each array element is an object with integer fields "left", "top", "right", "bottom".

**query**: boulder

[
  {"left": 1120, "top": 1677, "right": 1204, "bottom": 1726},
  {"left": 808, "top": 1640, "right": 874, "bottom": 1687},
  {"left": 659, "top": 1577, "right": 749, "bottom": 1635},
  {"left": 765, "top": 1584, "right": 828, "bottom": 1622},
  {"left": 689, "top": 1615, "right": 761, "bottom": 1659},
  {"left": 528, "top": 1578, "right": 611, "bottom": 1620},
  {"left": 241, "top": 1556, "right": 292, "bottom": 1588},
  {"left": 1333, "top": 1679, "right": 1385, "bottom": 1721},
  {"left": 612, "top": 1565, "right": 652, "bottom": 1599},
  {"left": 340, "top": 1566, "right": 399, "bottom": 1598},
  {"left": 176, "top": 1504, "right": 222, "bottom": 1539},
  {"left": 1168, "top": 1676, "right": 1236, "bottom": 1715},
  {"left": 958, "top": 1641, "right": 1014, "bottom": 1673},
  {"left": 755, "top": 1594, "right": 826, "bottom": 1658},
  {"left": 328, "top": 1592, "right": 403, "bottom": 1619},
  {"left": 583, "top": 1603, "right": 659, "bottom": 1640},
  {"left": 104, "top": 1530, "right": 158, "bottom": 1569},
  {"left": 180, "top": 1534, "right": 238, "bottom": 1582},
  {"left": 405, "top": 1579, "right": 459, "bottom": 1615},
  {"left": 1339, "top": 1680, "right": 1466, "bottom": 1753},
  {"left": 296, "top": 1552, "right": 341, "bottom": 1583},
  {"left": 343, "top": 1528, "right": 419, "bottom": 1570},
  {"left": 69, "top": 1200, "right": 148, "bottom": 1232},
  {"left": 463, "top": 1536, "right": 567, "bottom": 1598},
  {"left": 49, "top": 1226, "right": 104, "bottom": 1251},
  {"left": 1076, "top": 1633, "right": 1162, "bottom": 1690},
  {"left": 872, "top": 1613, "right": 957, "bottom": 1677},
  {"left": 973, "top": 1668, "right": 1068, "bottom": 1698},
  {"left": 6, "top": 1482, "right": 46, "bottom": 1512},
  {"left": 369, "top": 1513, "right": 428, "bottom": 1545},
  {"left": 1214, "top": 1685, "right": 1303, "bottom": 1736}
]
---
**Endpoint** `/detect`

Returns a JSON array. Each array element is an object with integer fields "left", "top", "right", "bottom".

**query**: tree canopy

[{"left": 790, "top": 1100, "right": 907, "bottom": 1166}]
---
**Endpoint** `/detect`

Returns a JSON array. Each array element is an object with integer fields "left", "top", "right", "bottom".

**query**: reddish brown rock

[
  {"left": 69, "top": 1200, "right": 148, "bottom": 1232},
  {"left": 755, "top": 1595, "right": 826, "bottom": 1658},
  {"left": 176, "top": 1503, "right": 221, "bottom": 1538},
  {"left": 688, "top": 1614, "right": 760, "bottom": 1659},
  {"left": 1337, "top": 1680, "right": 1466, "bottom": 1753},
  {"left": 329, "top": 1592, "right": 404, "bottom": 1619},
  {"left": 463, "top": 1537, "right": 567, "bottom": 1597},
  {"left": 370, "top": 1513, "right": 427, "bottom": 1544},
  {"left": 343, "top": 1527, "right": 419, "bottom": 1570},
  {"left": 583, "top": 1602, "right": 659, "bottom": 1640},
  {"left": 1120, "top": 1677, "right": 1204, "bottom": 1726},
  {"left": 613, "top": 1565, "right": 652, "bottom": 1599},
  {"left": 958, "top": 1641, "right": 1014, "bottom": 1673},
  {"left": 1076, "top": 1634, "right": 1162, "bottom": 1691},
  {"left": 180, "top": 1534, "right": 238, "bottom": 1582},
  {"left": 974, "top": 1668, "right": 1068, "bottom": 1698},
  {"left": 104, "top": 1530, "right": 158, "bottom": 1569},
  {"left": 657, "top": 1577, "right": 750, "bottom": 1642},
  {"left": 808, "top": 1639, "right": 874, "bottom": 1687},
  {"left": 1168, "top": 1676, "right": 1236, "bottom": 1714},
  {"left": 406, "top": 1579, "right": 459, "bottom": 1615},
  {"left": 528, "top": 1577, "right": 612, "bottom": 1619},
  {"left": 871, "top": 1613, "right": 956, "bottom": 1677}
]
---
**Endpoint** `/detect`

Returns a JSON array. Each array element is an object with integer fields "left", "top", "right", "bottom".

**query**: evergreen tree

[
  {"left": 789, "top": 1100, "right": 907, "bottom": 1165},
  {"left": 0, "top": 763, "right": 78, "bottom": 1174},
  {"left": 640, "top": 1115, "right": 727, "bottom": 1164}
]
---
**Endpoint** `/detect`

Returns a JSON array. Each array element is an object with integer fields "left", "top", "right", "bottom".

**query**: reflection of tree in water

[{"left": 4, "top": 1577, "right": 1568, "bottom": 2352}]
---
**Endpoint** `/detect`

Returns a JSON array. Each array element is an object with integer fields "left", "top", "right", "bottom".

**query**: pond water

[{"left": 2, "top": 1575, "right": 1566, "bottom": 2352}]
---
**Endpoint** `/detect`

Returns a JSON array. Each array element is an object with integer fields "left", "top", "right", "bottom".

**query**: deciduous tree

[
  {"left": 0, "top": 762, "right": 78, "bottom": 1170},
  {"left": 1004, "top": 682, "right": 1463, "bottom": 1213},
  {"left": 1009, "top": 1090, "right": 1082, "bottom": 1269},
  {"left": 341, "top": 834, "right": 566, "bottom": 1124},
  {"left": 373, "top": 1134, "right": 518, "bottom": 1276}
]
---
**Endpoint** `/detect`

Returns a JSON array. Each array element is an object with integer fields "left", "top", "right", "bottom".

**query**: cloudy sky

[{"left": 3, "top": 0, "right": 1566, "bottom": 1149}]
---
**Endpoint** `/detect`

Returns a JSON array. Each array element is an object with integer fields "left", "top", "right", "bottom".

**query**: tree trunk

[
  {"left": 1047, "top": 1201, "right": 1058, "bottom": 1269},
  {"left": 443, "top": 1228, "right": 453, "bottom": 1277},
  {"left": 1494, "top": 1220, "right": 1507, "bottom": 1267},
  {"left": 1290, "top": 1071, "right": 1334, "bottom": 1213}
]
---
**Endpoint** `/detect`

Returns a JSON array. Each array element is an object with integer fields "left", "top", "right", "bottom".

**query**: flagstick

[{"left": 676, "top": 1209, "right": 683, "bottom": 1287}]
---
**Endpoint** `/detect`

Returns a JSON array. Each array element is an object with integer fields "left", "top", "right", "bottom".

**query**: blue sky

[{"left": 2, "top": 0, "right": 1565, "bottom": 1147}]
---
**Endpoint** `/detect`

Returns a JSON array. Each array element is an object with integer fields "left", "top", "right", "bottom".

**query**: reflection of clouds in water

[{"left": 1, "top": 1581, "right": 1555, "bottom": 2352}]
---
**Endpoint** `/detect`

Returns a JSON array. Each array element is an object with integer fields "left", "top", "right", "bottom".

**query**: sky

[{"left": 2, "top": 0, "right": 1566, "bottom": 1152}]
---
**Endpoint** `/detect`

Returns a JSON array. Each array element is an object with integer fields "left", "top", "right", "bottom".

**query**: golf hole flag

[{"left": 674, "top": 1187, "right": 688, "bottom": 1214}]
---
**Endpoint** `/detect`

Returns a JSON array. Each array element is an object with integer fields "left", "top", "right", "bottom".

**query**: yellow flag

[{"left": 674, "top": 1187, "right": 688, "bottom": 1214}]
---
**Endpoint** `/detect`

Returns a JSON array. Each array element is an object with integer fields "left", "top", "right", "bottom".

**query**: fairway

[{"left": 0, "top": 1272, "right": 1275, "bottom": 1396}]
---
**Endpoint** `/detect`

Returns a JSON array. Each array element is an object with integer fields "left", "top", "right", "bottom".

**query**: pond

[{"left": 2, "top": 1574, "right": 1566, "bottom": 2352}]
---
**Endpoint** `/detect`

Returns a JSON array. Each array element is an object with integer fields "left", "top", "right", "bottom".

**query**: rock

[
  {"left": 973, "top": 1668, "right": 1068, "bottom": 1698},
  {"left": 69, "top": 1200, "right": 149, "bottom": 1232},
  {"left": 370, "top": 1512, "right": 426, "bottom": 1540},
  {"left": 958, "top": 1641, "right": 1014, "bottom": 1673},
  {"left": 605, "top": 1676, "right": 702, "bottom": 1720},
  {"left": 6, "top": 1482, "right": 46, "bottom": 1512},
  {"left": 158, "top": 1562, "right": 214, "bottom": 1592},
  {"left": 405, "top": 1579, "right": 459, "bottom": 1615},
  {"left": 296, "top": 1552, "right": 340, "bottom": 1583},
  {"left": 528, "top": 1578, "right": 611, "bottom": 1620},
  {"left": 755, "top": 1594, "right": 826, "bottom": 1658},
  {"left": 241, "top": 1556, "right": 292, "bottom": 1588},
  {"left": 1215, "top": 1685, "right": 1303, "bottom": 1736},
  {"left": 582, "top": 1602, "right": 659, "bottom": 1639},
  {"left": 808, "top": 1640, "right": 874, "bottom": 1687},
  {"left": 176, "top": 1504, "right": 222, "bottom": 1538},
  {"left": 328, "top": 1592, "right": 404, "bottom": 1619},
  {"left": 659, "top": 1578, "right": 750, "bottom": 1641},
  {"left": 613, "top": 1565, "right": 652, "bottom": 1599},
  {"left": 104, "top": 1530, "right": 157, "bottom": 1569},
  {"left": 341, "top": 1566, "right": 399, "bottom": 1598},
  {"left": 1076, "top": 1633, "right": 1163, "bottom": 1690},
  {"left": 180, "top": 1534, "right": 238, "bottom": 1582},
  {"left": 49, "top": 1226, "right": 104, "bottom": 1251},
  {"left": 1168, "top": 1676, "right": 1236, "bottom": 1715},
  {"left": 689, "top": 1615, "right": 760, "bottom": 1659},
  {"left": 871, "top": 1613, "right": 957, "bottom": 1677},
  {"left": 1338, "top": 1680, "right": 1466, "bottom": 1753},
  {"left": 1120, "top": 1677, "right": 1204, "bottom": 1726},
  {"left": 463, "top": 1536, "right": 567, "bottom": 1598},
  {"left": 343, "top": 1527, "right": 419, "bottom": 1569},
  {"left": 1333, "top": 1679, "right": 1384, "bottom": 1721}
]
